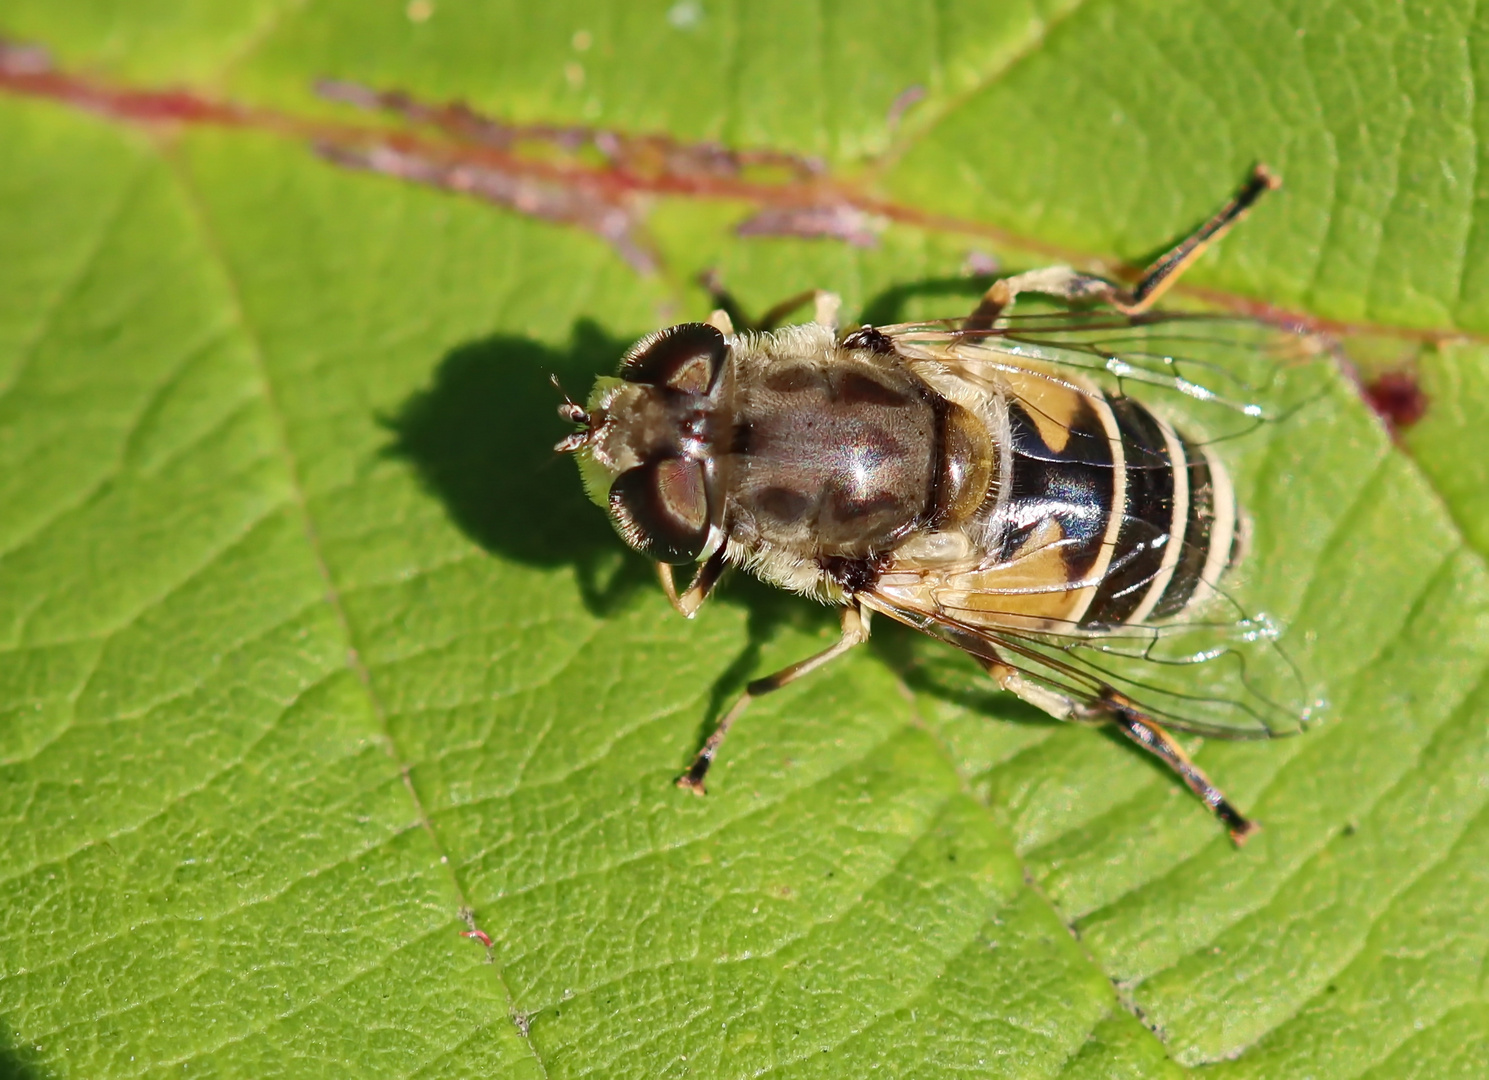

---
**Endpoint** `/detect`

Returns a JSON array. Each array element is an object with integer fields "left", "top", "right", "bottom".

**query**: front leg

[
  {"left": 678, "top": 602, "right": 871, "bottom": 794},
  {"left": 657, "top": 545, "right": 729, "bottom": 618}
]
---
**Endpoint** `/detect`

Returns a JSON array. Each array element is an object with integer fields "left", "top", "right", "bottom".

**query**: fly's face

[{"left": 562, "top": 322, "right": 729, "bottom": 565}]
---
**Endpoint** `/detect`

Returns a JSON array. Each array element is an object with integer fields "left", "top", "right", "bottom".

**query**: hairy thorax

[
  {"left": 714, "top": 328, "right": 992, "bottom": 566},
  {"left": 719, "top": 341, "right": 937, "bottom": 559}
]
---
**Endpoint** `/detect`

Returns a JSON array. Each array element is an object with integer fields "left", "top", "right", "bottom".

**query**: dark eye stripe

[
  {"left": 620, "top": 323, "right": 727, "bottom": 394},
  {"left": 608, "top": 458, "right": 711, "bottom": 564},
  {"left": 654, "top": 458, "right": 708, "bottom": 532}
]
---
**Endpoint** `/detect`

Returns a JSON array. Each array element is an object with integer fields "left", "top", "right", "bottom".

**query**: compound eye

[
  {"left": 608, "top": 457, "right": 711, "bottom": 564},
  {"left": 619, "top": 323, "right": 727, "bottom": 394}
]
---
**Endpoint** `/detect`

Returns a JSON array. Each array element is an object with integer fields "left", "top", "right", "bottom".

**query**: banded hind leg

[
  {"left": 678, "top": 602, "right": 871, "bottom": 794},
  {"left": 964, "top": 165, "right": 1279, "bottom": 331},
  {"left": 979, "top": 656, "right": 1257, "bottom": 844},
  {"left": 657, "top": 545, "right": 729, "bottom": 619},
  {"left": 1103, "top": 693, "right": 1258, "bottom": 844}
]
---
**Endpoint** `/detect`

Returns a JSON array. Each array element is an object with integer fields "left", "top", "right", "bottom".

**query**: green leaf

[{"left": 2, "top": 2, "right": 1487, "bottom": 1078}]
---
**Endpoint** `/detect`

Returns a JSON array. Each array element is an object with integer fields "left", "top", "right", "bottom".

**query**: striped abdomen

[
  {"left": 1086, "top": 396, "right": 1238, "bottom": 626},
  {"left": 979, "top": 366, "right": 1239, "bottom": 632},
  {"left": 912, "top": 364, "right": 1240, "bottom": 636}
]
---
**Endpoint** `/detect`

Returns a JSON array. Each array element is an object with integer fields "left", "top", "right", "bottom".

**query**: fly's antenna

[{"left": 552, "top": 374, "right": 592, "bottom": 453}]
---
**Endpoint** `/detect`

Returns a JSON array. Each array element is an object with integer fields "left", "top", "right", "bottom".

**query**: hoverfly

[{"left": 557, "top": 166, "right": 1323, "bottom": 843}]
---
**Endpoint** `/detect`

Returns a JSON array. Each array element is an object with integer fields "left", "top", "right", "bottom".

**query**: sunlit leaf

[{"left": 2, "top": 2, "right": 1486, "bottom": 1077}]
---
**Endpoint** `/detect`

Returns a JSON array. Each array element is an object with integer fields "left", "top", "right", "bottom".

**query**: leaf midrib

[{"left": 5, "top": 32, "right": 1483, "bottom": 350}]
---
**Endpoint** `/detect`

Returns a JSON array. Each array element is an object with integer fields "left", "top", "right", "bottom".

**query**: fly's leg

[
  {"left": 756, "top": 288, "right": 839, "bottom": 331},
  {"left": 1104, "top": 695, "right": 1258, "bottom": 845},
  {"left": 964, "top": 266, "right": 1116, "bottom": 332},
  {"left": 657, "top": 545, "right": 729, "bottom": 619},
  {"left": 964, "top": 164, "right": 1280, "bottom": 330},
  {"left": 678, "top": 602, "right": 871, "bottom": 794},
  {"left": 1120, "top": 164, "right": 1279, "bottom": 313},
  {"left": 698, "top": 270, "right": 841, "bottom": 332},
  {"left": 976, "top": 654, "right": 1256, "bottom": 844},
  {"left": 697, "top": 269, "right": 750, "bottom": 334}
]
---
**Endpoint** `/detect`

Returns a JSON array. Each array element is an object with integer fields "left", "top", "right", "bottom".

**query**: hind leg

[{"left": 964, "top": 164, "right": 1280, "bottom": 331}]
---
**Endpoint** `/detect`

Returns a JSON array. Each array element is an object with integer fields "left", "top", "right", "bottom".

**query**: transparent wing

[
  {"left": 869, "top": 583, "right": 1324, "bottom": 740},
  {"left": 883, "top": 311, "right": 1331, "bottom": 440},
  {"left": 864, "top": 310, "right": 1332, "bottom": 738}
]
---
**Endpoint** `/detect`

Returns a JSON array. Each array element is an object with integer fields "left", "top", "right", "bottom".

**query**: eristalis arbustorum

[{"left": 557, "top": 166, "right": 1324, "bottom": 843}]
